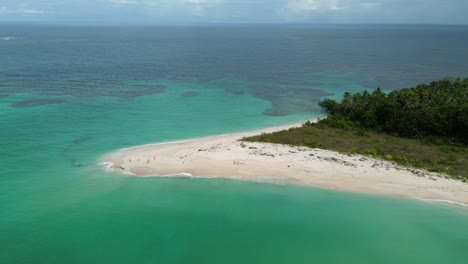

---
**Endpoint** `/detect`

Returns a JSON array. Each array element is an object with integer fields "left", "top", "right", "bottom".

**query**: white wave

[
  {"left": 145, "top": 173, "right": 294, "bottom": 183},
  {"left": 118, "top": 132, "right": 240, "bottom": 151},
  {"left": 140, "top": 172, "right": 223, "bottom": 180},
  {"left": 122, "top": 170, "right": 136, "bottom": 176},
  {"left": 119, "top": 139, "right": 195, "bottom": 151},
  {"left": 98, "top": 161, "right": 137, "bottom": 176},
  {"left": 162, "top": 172, "right": 195, "bottom": 178},
  {"left": 1, "top": 37, "right": 16, "bottom": 41},
  {"left": 174, "top": 172, "right": 194, "bottom": 177},
  {"left": 411, "top": 197, "right": 468, "bottom": 207},
  {"left": 98, "top": 161, "right": 116, "bottom": 173}
]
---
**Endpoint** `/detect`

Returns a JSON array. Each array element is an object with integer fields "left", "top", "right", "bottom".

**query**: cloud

[
  {"left": 108, "top": 0, "right": 158, "bottom": 6},
  {"left": 107, "top": 0, "right": 225, "bottom": 7},
  {"left": 286, "top": 0, "right": 346, "bottom": 14},
  {"left": 181, "top": 0, "right": 225, "bottom": 16},
  {"left": 1, "top": 0, "right": 467, "bottom": 24},
  {"left": 108, "top": 0, "right": 140, "bottom": 4},
  {"left": 281, "top": 0, "right": 393, "bottom": 21},
  {"left": 107, "top": 0, "right": 227, "bottom": 18},
  {"left": 0, "top": 6, "right": 45, "bottom": 15},
  {"left": 359, "top": 1, "right": 381, "bottom": 10}
]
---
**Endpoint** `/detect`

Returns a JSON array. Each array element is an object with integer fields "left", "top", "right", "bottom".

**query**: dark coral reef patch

[
  {"left": 227, "top": 85, "right": 334, "bottom": 116},
  {"left": 11, "top": 99, "right": 66, "bottom": 108},
  {"left": 181, "top": 92, "right": 200, "bottom": 97}
]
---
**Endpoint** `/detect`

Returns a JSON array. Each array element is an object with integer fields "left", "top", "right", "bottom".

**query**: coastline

[{"left": 101, "top": 121, "right": 468, "bottom": 206}]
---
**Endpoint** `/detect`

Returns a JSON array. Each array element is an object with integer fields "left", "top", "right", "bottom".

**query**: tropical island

[
  {"left": 245, "top": 78, "right": 468, "bottom": 181},
  {"left": 102, "top": 78, "right": 468, "bottom": 205}
]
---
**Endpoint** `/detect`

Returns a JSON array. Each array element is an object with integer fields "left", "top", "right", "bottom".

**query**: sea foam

[
  {"left": 119, "top": 139, "right": 194, "bottom": 151},
  {"left": 98, "top": 161, "right": 115, "bottom": 171},
  {"left": 1, "top": 37, "right": 16, "bottom": 41},
  {"left": 411, "top": 197, "right": 468, "bottom": 207}
]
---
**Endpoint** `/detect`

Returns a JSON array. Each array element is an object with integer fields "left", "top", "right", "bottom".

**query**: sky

[{"left": 0, "top": 0, "right": 467, "bottom": 25}]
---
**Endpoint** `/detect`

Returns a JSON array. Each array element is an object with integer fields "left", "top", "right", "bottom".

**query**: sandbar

[{"left": 101, "top": 121, "right": 468, "bottom": 206}]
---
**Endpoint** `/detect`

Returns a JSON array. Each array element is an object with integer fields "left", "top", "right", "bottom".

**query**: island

[{"left": 101, "top": 78, "right": 468, "bottom": 206}]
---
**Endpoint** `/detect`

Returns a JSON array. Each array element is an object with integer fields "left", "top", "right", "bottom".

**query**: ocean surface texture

[{"left": 1, "top": 25, "right": 468, "bottom": 263}]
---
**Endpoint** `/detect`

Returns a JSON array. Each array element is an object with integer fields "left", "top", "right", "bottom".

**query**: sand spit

[{"left": 101, "top": 122, "right": 468, "bottom": 206}]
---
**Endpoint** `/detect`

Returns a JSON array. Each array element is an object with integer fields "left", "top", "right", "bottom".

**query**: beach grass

[{"left": 244, "top": 122, "right": 468, "bottom": 181}]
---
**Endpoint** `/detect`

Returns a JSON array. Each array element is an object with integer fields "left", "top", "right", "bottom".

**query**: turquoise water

[{"left": 1, "top": 25, "right": 468, "bottom": 263}]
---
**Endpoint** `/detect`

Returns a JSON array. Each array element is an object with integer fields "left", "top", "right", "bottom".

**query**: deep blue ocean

[{"left": 1, "top": 24, "right": 468, "bottom": 263}]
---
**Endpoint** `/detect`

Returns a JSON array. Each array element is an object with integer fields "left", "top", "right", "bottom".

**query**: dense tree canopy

[{"left": 319, "top": 78, "right": 468, "bottom": 144}]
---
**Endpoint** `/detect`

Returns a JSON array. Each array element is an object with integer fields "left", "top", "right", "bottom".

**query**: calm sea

[{"left": 1, "top": 24, "right": 468, "bottom": 263}]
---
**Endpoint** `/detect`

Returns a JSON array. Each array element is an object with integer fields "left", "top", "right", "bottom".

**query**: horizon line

[{"left": 1, "top": 21, "right": 468, "bottom": 27}]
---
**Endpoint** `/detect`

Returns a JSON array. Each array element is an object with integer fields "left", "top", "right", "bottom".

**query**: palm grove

[{"left": 246, "top": 78, "right": 468, "bottom": 180}]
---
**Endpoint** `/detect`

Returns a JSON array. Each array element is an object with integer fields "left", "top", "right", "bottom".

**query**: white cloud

[
  {"left": 108, "top": 0, "right": 140, "bottom": 4},
  {"left": 286, "top": 0, "right": 346, "bottom": 14},
  {"left": 0, "top": 6, "right": 45, "bottom": 15},
  {"left": 182, "top": 0, "right": 225, "bottom": 16},
  {"left": 108, "top": 0, "right": 145, "bottom": 5},
  {"left": 107, "top": 0, "right": 226, "bottom": 17},
  {"left": 108, "top": 0, "right": 225, "bottom": 7},
  {"left": 359, "top": 1, "right": 381, "bottom": 10},
  {"left": 107, "top": 0, "right": 159, "bottom": 7},
  {"left": 328, "top": 0, "right": 345, "bottom": 10}
]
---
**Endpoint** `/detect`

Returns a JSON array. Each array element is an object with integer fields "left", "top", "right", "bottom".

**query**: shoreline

[{"left": 101, "top": 120, "right": 468, "bottom": 206}]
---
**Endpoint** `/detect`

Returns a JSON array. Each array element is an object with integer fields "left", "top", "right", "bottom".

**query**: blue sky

[{"left": 0, "top": 0, "right": 467, "bottom": 24}]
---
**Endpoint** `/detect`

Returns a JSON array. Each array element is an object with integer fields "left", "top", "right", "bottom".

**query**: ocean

[{"left": 1, "top": 24, "right": 468, "bottom": 263}]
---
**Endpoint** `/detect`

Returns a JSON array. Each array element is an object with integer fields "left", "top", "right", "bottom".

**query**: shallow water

[{"left": 1, "top": 24, "right": 468, "bottom": 263}]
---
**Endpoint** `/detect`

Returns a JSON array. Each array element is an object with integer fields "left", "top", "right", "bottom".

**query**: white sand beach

[{"left": 101, "top": 122, "right": 468, "bottom": 206}]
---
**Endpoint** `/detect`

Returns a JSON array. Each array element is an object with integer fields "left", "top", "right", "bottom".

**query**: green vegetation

[
  {"left": 319, "top": 78, "right": 468, "bottom": 144},
  {"left": 245, "top": 78, "right": 468, "bottom": 181}
]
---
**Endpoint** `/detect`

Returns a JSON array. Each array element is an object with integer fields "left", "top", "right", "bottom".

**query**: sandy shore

[{"left": 101, "top": 121, "right": 468, "bottom": 206}]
